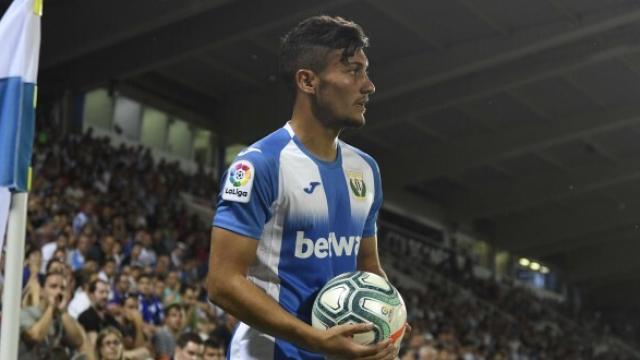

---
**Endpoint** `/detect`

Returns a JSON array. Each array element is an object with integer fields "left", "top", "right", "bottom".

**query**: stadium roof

[{"left": 28, "top": 0, "right": 640, "bottom": 311}]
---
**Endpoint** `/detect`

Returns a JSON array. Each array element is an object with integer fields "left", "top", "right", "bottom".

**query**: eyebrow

[{"left": 346, "top": 61, "right": 368, "bottom": 70}]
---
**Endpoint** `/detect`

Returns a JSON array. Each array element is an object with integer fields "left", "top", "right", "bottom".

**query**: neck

[{"left": 290, "top": 98, "right": 341, "bottom": 162}]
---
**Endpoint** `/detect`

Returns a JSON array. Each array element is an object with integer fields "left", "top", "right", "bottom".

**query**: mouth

[{"left": 355, "top": 100, "right": 368, "bottom": 111}]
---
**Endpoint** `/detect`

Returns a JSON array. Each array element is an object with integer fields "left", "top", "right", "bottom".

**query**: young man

[
  {"left": 203, "top": 338, "right": 225, "bottom": 360},
  {"left": 207, "top": 15, "right": 398, "bottom": 360},
  {"left": 174, "top": 332, "right": 204, "bottom": 360},
  {"left": 137, "top": 272, "right": 164, "bottom": 326},
  {"left": 152, "top": 303, "right": 185, "bottom": 359}
]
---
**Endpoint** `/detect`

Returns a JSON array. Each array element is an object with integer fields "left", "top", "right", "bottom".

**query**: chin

[{"left": 338, "top": 115, "right": 366, "bottom": 129}]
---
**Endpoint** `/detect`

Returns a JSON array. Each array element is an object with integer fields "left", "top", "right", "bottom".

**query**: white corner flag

[
  {"left": 0, "top": 0, "right": 40, "bottom": 252},
  {"left": 0, "top": 0, "right": 41, "bottom": 358}
]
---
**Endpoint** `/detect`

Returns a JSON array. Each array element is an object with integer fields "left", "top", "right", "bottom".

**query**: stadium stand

[{"left": 5, "top": 116, "right": 638, "bottom": 359}]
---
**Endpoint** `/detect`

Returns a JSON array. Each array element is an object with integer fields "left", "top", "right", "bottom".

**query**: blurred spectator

[
  {"left": 78, "top": 280, "right": 121, "bottom": 344},
  {"left": 152, "top": 303, "right": 185, "bottom": 359},
  {"left": 68, "top": 270, "right": 98, "bottom": 318},
  {"left": 163, "top": 271, "right": 181, "bottom": 305},
  {"left": 95, "top": 326, "right": 150, "bottom": 360},
  {"left": 22, "top": 248, "right": 43, "bottom": 308},
  {"left": 121, "top": 242, "right": 144, "bottom": 268},
  {"left": 110, "top": 295, "right": 146, "bottom": 350},
  {"left": 95, "top": 327, "right": 124, "bottom": 360},
  {"left": 68, "top": 234, "right": 91, "bottom": 271},
  {"left": 19, "top": 272, "right": 86, "bottom": 359},
  {"left": 174, "top": 332, "right": 204, "bottom": 360},
  {"left": 98, "top": 257, "right": 118, "bottom": 284},
  {"left": 109, "top": 272, "right": 130, "bottom": 306},
  {"left": 203, "top": 337, "right": 225, "bottom": 360},
  {"left": 137, "top": 230, "right": 157, "bottom": 267},
  {"left": 136, "top": 273, "right": 164, "bottom": 326},
  {"left": 41, "top": 233, "right": 68, "bottom": 273}
]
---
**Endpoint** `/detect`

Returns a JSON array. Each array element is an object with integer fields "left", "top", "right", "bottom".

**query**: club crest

[{"left": 347, "top": 170, "right": 366, "bottom": 199}]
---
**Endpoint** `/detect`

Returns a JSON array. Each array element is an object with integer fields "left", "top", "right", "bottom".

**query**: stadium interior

[{"left": 4, "top": 0, "right": 640, "bottom": 358}]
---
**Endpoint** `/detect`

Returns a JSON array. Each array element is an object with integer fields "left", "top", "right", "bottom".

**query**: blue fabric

[
  {"left": 213, "top": 124, "right": 381, "bottom": 359},
  {"left": 213, "top": 128, "right": 290, "bottom": 239},
  {"left": 138, "top": 295, "right": 164, "bottom": 325},
  {"left": 0, "top": 77, "right": 35, "bottom": 192}
]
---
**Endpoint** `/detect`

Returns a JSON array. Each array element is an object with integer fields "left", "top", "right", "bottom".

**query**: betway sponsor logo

[{"left": 294, "top": 231, "right": 361, "bottom": 259}]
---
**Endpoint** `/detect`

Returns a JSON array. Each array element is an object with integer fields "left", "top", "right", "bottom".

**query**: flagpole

[{"left": 0, "top": 192, "right": 28, "bottom": 359}]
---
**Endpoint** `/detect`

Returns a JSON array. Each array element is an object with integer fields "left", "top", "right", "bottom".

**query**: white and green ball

[{"left": 311, "top": 271, "right": 407, "bottom": 346}]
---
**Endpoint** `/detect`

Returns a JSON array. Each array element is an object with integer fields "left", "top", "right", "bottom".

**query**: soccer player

[{"left": 207, "top": 15, "right": 398, "bottom": 359}]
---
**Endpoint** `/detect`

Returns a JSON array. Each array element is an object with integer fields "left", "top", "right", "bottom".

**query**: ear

[{"left": 295, "top": 69, "right": 318, "bottom": 95}]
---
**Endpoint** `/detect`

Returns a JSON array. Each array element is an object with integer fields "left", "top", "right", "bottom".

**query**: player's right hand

[{"left": 313, "top": 323, "right": 398, "bottom": 360}]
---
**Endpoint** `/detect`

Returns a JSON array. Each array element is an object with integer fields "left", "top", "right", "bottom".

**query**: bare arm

[
  {"left": 22, "top": 276, "right": 41, "bottom": 308},
  {"left": 60, "top": 312, "right": 85, "bottom": 348},
  {"left": 23, "top": 304, "right": 55, "bottom": 343},
  {"left": 357, "top": 235, "right": 387, "bottom": 279},
  {"left": 86, "top": 331, "right": 98, "bottom": 350},
  {"left": 123, "top": 347, "right": 152, "bottom": 360},
  {"left": 206, "top": 227, "right": 394, "bottom": 359},
  {"left": 124, "top": 308, "right": 146, "bottom": 348}
]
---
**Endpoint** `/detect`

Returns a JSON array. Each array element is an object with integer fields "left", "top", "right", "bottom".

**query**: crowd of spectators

[
  {"left": 8, "top": 121, "right": 226, "bottom": 359},
  {"left": 380, "top": 232, "right": 636, "bottom": 359},
  {"left": 2, "top": 119, "right": 638, "bottom": 359}
]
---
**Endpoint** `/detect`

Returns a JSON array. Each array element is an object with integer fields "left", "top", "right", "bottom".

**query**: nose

[{"left": 362, "top": 73, "right": 375, "bottom": 95}]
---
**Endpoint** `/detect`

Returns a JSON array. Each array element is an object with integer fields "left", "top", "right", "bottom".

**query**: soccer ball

[{"left": 311, "top": 271, "right": 407, "bottom": 346}]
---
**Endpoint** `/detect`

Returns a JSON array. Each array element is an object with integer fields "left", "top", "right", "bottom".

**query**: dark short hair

[
  {"left": 113, "top": 272, "right": 128, "bottom": 284},
  {"left": 46, "top": 258, "right": 64, "bottom": 272},
  {"left": 181, "top": 283, "right": 199, "bottom": 295},
  {"left": 176, "top": 332, "right": 203, "bottom": 348},
  {"left": 88, "top": 279, "right": 108, "bottom": 294},
  {"left": 25, "top": 246, "right": 41, "bottom": 258},
  {"left": 280, "top": 15, "right": 369, "bottom": 91},
  {"left": 204, "top": 337, "right": 223, "bottom": 349},
  {"left": 136, "top": 273, "right": 151, "bottom": 282},
  {"left": 165, "top": 303, "right": 182, "bottom": 316},
  {"left": 101, "top": 257, "right": 116, "bottom": 267}
]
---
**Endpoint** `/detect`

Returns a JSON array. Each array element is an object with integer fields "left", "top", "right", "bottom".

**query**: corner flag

[
  {"left": 0, "top": 0, "right": 41, "bottom": 248},
  {"left": 0, "top": 3, "right": 41, "bottom": 357}
]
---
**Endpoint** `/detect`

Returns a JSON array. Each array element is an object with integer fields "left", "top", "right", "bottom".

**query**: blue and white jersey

[{"left": 213, "top": 123, "right": 382, "bottom": 360}]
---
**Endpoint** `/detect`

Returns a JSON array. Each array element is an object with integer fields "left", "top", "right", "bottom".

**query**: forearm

[
  {"left": 357, "top": 236, "right": 387, "bottom": 279},
  {"left": 357, "top": 260, "right": 387, "bottom": 279},
  {"left": 22, "top": 278, "right": 41, "bottom": 307},
  {"left": 132, "top": 319, "right": 145, "bottom": 348},
  {"left": 209, "top": 274, "right": 319, "bottom": 351},
  {"left": 24, "top": 306, "right": 55, "bottom": 342},
  {"left": 60, "top": 313, "right": 84, "bottom": 348},
  {"left": 124, "top": 347, "right": 151, "bottom": 360}
]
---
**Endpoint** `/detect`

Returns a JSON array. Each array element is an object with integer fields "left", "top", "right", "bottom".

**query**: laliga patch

[{"left": 222, "top": 160, "right": 255, "bottom": 203}]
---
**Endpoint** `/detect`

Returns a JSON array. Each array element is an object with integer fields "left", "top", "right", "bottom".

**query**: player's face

[{"left": 313, "top": 48, "right": 375, "bottom": 129}]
